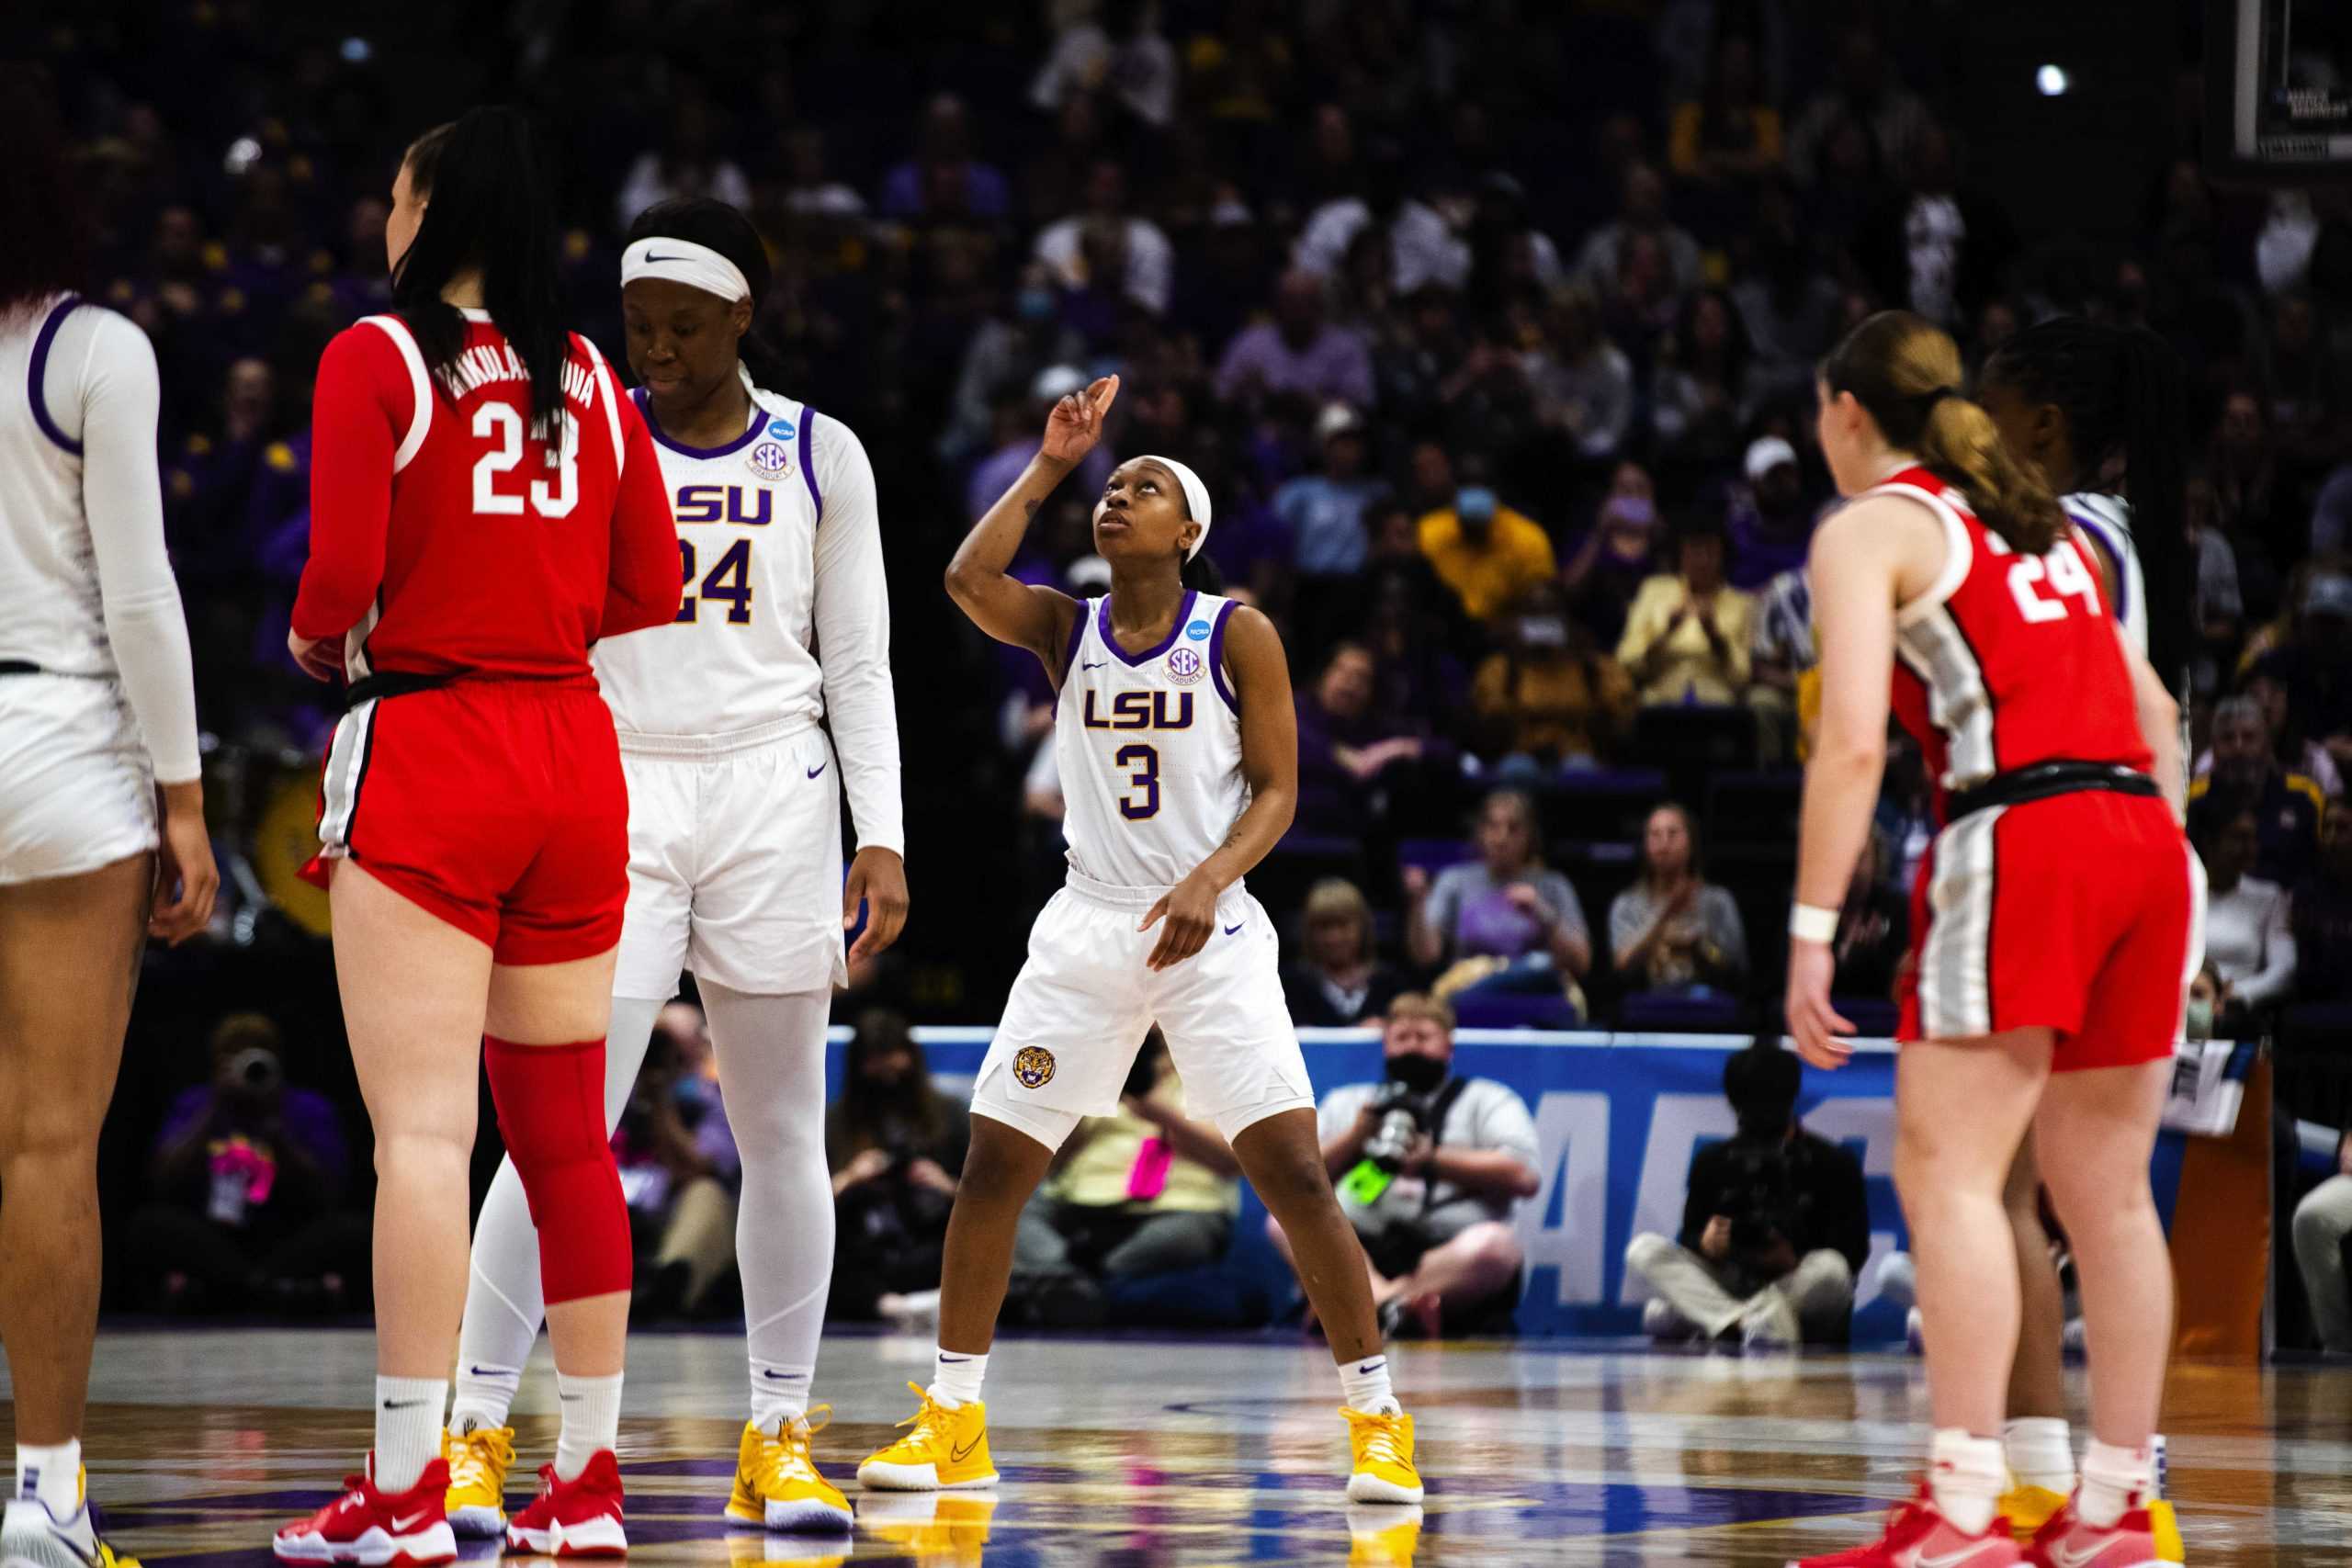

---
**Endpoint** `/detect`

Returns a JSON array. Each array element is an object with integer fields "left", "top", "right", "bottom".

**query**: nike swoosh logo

[
  {"left": 1357, "top": 1361, "right": 1383, "bottom": 1373},
  {"left": 950, "top": 1437, "right": 982, "bottom": 1462},
  {"left": 1081, "top": 660, "right": 1107, "bottom": 670},
  {"left": 390, "top": 1511, "right": 434, "bottom": 1533},
  {"left": 938, "top": 1356, "right": 971, "bottom": 1364},
  {"left": 467, "top": 1366, "right": 502, "bottom": 1377},
  {"left": 1225, "top": 923, "right": 1243, "bottom": 935},
  {"left": 762, "top": 1369, "right": 794, "bottom": 1380},
  {"left": 807, "top": 761, "right": 826, "bottom": 778},
  {"left": 1917, "top": 1546, "right": 2014, "bottom": 1568},
  {"left": 642, "top": 252, "right": 690, "bottom": 265},
  {"left": 2043, "top": 1547, "right": 2108, "bottom": 1568},
  {"left": 381, "top": 1399, "right": 430, "bottom": 1410}
]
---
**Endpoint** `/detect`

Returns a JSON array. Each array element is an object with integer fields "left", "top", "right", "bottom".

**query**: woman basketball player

[
  {"left": 272, "top": 109, "right": 680, "bottom": 1564},
  {"left": 0, "top": 73, "right": 216, "bottom": 1568},
  {"left": 1972, "top": 320, "right": 2195, "bottom": 1559},
  {"left": 856, "top": 374, "right": 1422, "bottom": 1506},
  {"left": 444, "top": 197, "right": 904, "bottom": 1538},
  {"left": 1785, "top": 312, "right": 2193, "bottom": 1568}
]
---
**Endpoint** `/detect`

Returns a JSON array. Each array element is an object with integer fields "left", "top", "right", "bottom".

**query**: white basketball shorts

[
  {"left": 612, "top": 719, "right": 847, "bottom": 999},
  {"left": 971, "top": 869, "right": 1317, "bottom": 1150},
  {"left": 0, "top": 673, "right": 157, "bottom": 886}
]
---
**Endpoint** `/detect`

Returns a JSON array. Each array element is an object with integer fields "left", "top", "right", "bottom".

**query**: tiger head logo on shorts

[{"left": 1012, "top": 1045, "right": 1057, "bottom": 1089}]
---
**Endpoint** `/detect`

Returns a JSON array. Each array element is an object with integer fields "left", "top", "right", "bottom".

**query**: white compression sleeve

[
  {"left": 50, "top": 309, "right": 202, "bottom": 783},
  {"left": 697, "top": 981, "right": 837, "bottom": 1421},
  {"left": 454, "top": 994, "right": 666, "bottom": 1422},
  {"left": 808, "top": 415, "right": 904, "bottom": 858}
]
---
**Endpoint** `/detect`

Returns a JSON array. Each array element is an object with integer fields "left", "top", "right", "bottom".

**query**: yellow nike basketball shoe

[
  {"left": 443, "top": 1425, "right": 516, "bottom": 1538},
  {"left": 1342, "top": 1407, "right": 1424, "bottom": 1505},
  {"left": 726, "top": 1410, "right": 853, "bottom": 1533},
  {"left": 1, "top": 1467, "right": 141, "bottom": 1568},
  {"left": 856, "top": 1385, "right": 1000, "bottom": 1491},
  {"left": 1999, "top": 1483, "right": 2069, "bottom": 1540}
]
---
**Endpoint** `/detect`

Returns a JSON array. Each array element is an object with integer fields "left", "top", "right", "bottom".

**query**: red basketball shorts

[
  {"left": 1896, "top": 788, "right": 2199, "bottom": 1070},
  {"left": 301, "top": 680, "right": 628, "bottom": 964}
]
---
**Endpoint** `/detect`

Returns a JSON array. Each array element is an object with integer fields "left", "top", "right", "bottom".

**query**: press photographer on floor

[
  {"left": 1269, "top": 993, "right": 1540, "bottom": 1337},
  {"left": 1626, "top": 1038, "right": 1870, "bottom": 1348}
]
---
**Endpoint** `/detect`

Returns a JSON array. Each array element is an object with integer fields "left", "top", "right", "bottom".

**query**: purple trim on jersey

[
  {"left": 797, "top": 407, "right": 823, "bottom": 519},
  {"left": 28, "top": 295, "right": 85, "bottom": 457},
  {"left": 2068, "top": 506, "right": 2130, "bottom": 625},
  {"left": 638, "top": 389, "right": 764, "bottom": 459},
  {"left": 1057, "top": 596, "right": 1091, "bottom": 686},
  {"left": 1207, "top": 598, "right": 1240, "bottom": 713},
  {"left": 1098, "top": 589, "right": 1198, "bottom": 668}
]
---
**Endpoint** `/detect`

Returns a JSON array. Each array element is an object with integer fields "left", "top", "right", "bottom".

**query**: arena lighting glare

[
  {"left": 223, "top": 136, "right": 262, "bottom": 175},
  {"left": 2037, "top": 64, "right": 2072, "bottom": 96}
]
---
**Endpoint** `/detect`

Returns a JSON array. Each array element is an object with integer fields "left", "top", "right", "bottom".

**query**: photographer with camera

[
  {"left": 1626, "top": 1039, "right": 1869, "bottom": 1348},
  {"left": 126, "top": 1012, "right": 361, "bottom": 1314},
  {"left": 825, "top": 1010, "right": 970, "bottom": 1324},
  {"left": 615, "top": 1002, "right": 744, "bottom": 1320},
  {"left": 1271, "top": 995, "right": 1540, "bottom": 1338}
]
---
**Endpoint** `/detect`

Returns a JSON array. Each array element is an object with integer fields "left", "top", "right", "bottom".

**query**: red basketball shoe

[
  {"left": 2027, "top": 1499, "right": 2169, "bottom": 1567},
  {"left": 274, "top": 1456, "right": 456, "bottom": 1565},
  {"left": 503, "top": 1452, "right": 626, "bottom": 1558},
  {"left": 1790, "top": 1486, "right": 2023, "bottom": 1568}
]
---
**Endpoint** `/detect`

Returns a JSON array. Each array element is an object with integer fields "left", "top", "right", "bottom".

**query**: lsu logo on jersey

[
  {"left": 1012, "top": 1045, "right": 1057, "bottom": 1089},
  {"left": 673, "top": 485, "right": 774, "bottom": 526},
  {"left": 1081, "top": 690, "right": 1193, "bottom": 730}
]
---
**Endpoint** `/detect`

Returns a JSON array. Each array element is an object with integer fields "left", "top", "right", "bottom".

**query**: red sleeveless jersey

[{"left": 1878, "top": 467, "right": 2151, "bottom": 820}]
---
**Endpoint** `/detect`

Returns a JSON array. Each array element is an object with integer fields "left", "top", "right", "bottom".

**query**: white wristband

[{"left": 1788, "top": 903, "right": 1839, "bottom": 944}]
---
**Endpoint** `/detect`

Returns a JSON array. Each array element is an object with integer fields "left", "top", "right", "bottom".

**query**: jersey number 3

[
  {"left": 470, "top": 404, "right": 579, "bottom": 518},
  {"left": 2007, "top": 544, "right": 2101, "bottom": 624},
  {"left": 1115, "top": 744, "right": 1159, "bottom": 820}
]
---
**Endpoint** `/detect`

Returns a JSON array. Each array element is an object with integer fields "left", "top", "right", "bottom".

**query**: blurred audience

[
  {"left": 1617, "top": 515, "right": 1756, "bottom": 706},
  {"left": 1283, "top": 879, "right": 1406, "bottom": 1028},
  {"left": 828, "top": 1010, "right": 969, "bottom": 1325},
  {"left": 1610, "top": 804, "right": 1749, "bottom": 998},
  {"left": 2193, "top": 790, "right": 2298, "bottom": 1029},
  {"left": 616, "top": 1002, "right": 742, "bottom": 1319},
  {"left": 1404, "top": 789, "right": 1593, "bottom": 1019},
  {"left": 2190, "top": 695, "right": 2325, "bottom": 884}
]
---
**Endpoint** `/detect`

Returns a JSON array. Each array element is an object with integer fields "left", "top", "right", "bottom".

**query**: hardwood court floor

[{"left": 5, "top": 1328, "right": 2348, "bottom": 1566}]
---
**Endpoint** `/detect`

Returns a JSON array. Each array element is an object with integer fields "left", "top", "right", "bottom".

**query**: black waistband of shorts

[
  {"left": 0, "top": 660, "right": 42, "bottom": 677},
  {"left": 1946, "top": 760, "right": 2160, "bottom": 821},
  {"left": 343, "top": 671, "right": 459, "bottom": 710}
]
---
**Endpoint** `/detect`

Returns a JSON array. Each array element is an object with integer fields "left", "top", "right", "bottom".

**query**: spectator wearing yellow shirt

[
  {"left": 1419, "top": 478, "right": 1557, "bottom": 624},
  {"left": 1472, "top": 582, "right": 1636, "bottom": 771},
  {"left": 1616, "top": 517, "right": 1757, "bottom": 705}
]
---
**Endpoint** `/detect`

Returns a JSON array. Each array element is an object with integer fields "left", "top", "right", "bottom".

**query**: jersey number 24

[{"left": 2007, "top": 543, "right": 2101, "bottom": 625}]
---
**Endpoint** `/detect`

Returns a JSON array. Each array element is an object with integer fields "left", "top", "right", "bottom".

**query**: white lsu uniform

[
  {"left": 972, "top": 590, "right": 1316, "bottom": 1148},
  {"left": 594, "top": 373, "right": 901, "bottom": 998},
  {"left": 0, "top": 294, "right": 201, "bottom": 884}
]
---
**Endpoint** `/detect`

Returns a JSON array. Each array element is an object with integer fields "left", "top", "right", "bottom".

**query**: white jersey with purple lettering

[{"left": 1052, "top": 589, "right": 1249, "bottom": 890}]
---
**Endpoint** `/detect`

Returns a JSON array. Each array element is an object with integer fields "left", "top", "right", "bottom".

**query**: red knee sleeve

[{"left": 483, "top": 1035, "right": 632, "bottom": 1304}]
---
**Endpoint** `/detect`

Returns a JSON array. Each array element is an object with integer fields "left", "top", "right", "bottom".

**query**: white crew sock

[
  {"left": 2151, "top": 1432, "right": 2168, "bottom": 1498},
  {"left": 750, "top": 1359, "right": 813, "bottom": 1433},
  {"left": 15, "top": 1440, "right": 82, "bottom": 1519},
  {"left": 1928, "top": 1429, "right": 2007, "bottom": 1538},
  {"left": 373, "top": 1377, "right": 447, "bottom": 1494},
  {"left": 450, "top": 1361, "right": 523, "bottom": 1436},
  {"left": 929, "top": 1349, "right": 987, "bottom": 1409},
  {"left": 2002, "top": 1416, "right": 2076, "bottom": 1495},
  {"left": 2077, "top": 1439, "right": 2155, "bottom": 1529},
  {"left": 554, "top": 1372, "right": 624, "bottom": 1482},
  {"left": 1338, "top": 1354, "right": 1399, "bottom": 1415}
]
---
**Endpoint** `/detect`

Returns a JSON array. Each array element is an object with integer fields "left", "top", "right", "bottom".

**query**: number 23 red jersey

[
  {"left": 1878, "top": 466, "right": 2152, "bottom": 819},
  {"left": 292, "top": 309, "right": 680, "bottom": 684}
]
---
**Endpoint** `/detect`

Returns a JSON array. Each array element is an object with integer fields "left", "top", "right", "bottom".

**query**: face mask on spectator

[
  {"left": 1385, "top": 1050, "right": 1449, "bottom": 1094},
  {"left": 1519, "top": 615, "right": 1567, "bottom": 649}
]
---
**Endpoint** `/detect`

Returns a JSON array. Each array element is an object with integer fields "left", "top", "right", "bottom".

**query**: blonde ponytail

[{"left": 1821, "top": 310, "right": 2065, "bottom": 554}]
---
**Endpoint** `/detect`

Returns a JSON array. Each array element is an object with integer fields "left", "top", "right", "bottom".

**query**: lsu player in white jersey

[
  {"left": 446, "top": 197, "right": 904, "bottom": 1539},
  {"left": 0, "top": 76, "right": 217, "bottom": 1568},
  {"left": 1970, "top": 317, "right": 2194, "bottom": 1560},
  {"left": 858, "top": 373, "right": 1423, "bottom": 1509}
]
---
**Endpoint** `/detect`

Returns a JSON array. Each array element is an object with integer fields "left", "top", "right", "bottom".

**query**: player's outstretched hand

[
  {"left": 1140, "top": 869, "right": 1217, "bottom": 972},
  {"left": 1041, "top": 374, "right": 1119, "bottom": 466},
  {"left": 844, "top": 846, "right": 910, "bottom": 964},
  {"left": 1783, "top": 938, "right": 1855, "bottom": 1069}
]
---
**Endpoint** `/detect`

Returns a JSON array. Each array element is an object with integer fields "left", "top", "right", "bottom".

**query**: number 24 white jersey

[{"left": 1053, "top": 592, "right": 1249, "bottom": 891}]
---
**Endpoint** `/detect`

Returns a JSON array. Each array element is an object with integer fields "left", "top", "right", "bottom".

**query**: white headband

[
  {"left": 620, "top": 236, "right": 751, "bottom": 302},
  {"left": 1138, "top": 455, "right": 1214, "bottom": 560}
]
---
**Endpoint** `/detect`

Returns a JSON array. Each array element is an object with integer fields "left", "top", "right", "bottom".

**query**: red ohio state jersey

[
  {"left": 293, "top": 309, "right": 680, "bottom": 684},
  {"left": 1879, "top": 466, "right": 2152, "bottom": 820}
]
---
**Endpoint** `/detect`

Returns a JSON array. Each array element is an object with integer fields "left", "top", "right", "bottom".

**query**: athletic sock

[
  {"left": 2077, "top": 1439, "right": 2155, "bottom": 1529},
  {"left": 373, "top": 1377, "right": 447, "bottom": 1494},
  {"left": 450, "top": 1361, "right": 523, "bottom": 1436},
  {"left": 554, "top": 1372, "right": 623, "bottom": 1482},
  {"left": 749, "top": 1359, "right": 813, "bottom": 1433},
  {"left": 1338, "top": 1354, "right": 1399, "bottom": 1416},
  {"left": 16, "top": 1439, "right": 82, "bottom": 1519},
  {"left": 2002, "top": 1416, "right": 2076, "bottom": 1495},
  {"left": 929, "top": 1349, "right": 987, "bottom": 1409},
  {"left": 1927, "top": 1429, "right": 2007, "bottom": 1537},
  {"left": 2151, "top": 1432, "right": 2168, "bottom": 1498}
]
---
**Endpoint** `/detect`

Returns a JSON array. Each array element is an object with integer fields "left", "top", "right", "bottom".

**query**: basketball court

[{"left": 13, "top": 1329, "right": 2346, "bottom": 1566}]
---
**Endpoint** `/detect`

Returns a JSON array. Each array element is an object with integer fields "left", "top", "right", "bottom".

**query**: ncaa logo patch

[
  {"left": 1012, "top": 1045, "right": 1057, "bottom": 1089},
  {"left": 1165, "top": 646, "right": 1205, "bottom": 685},
  {"left": 767, "top": 417, "right": 797, "bottom": 440},
  {"left": 746, "top": 440, "right": 792, "bottom": 479},
  {"left": 1185, "top": 619, "right": 1212, "bottom": 640}
]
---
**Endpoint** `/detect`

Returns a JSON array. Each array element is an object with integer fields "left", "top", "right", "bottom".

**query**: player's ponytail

[
  {"left": 1824, "top": 310, "right": 2064, "bottom": 556},
  {"left": 392, "top": 107, "right": 569, "bottom": 435},
  {"left": 1179, "top": 547, "right": 1225, "bottom": 596},
  {"left": 624, "top": 197, "right": 789, "bottom": 392}
]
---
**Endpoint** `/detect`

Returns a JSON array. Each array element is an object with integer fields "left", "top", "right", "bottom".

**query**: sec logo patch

[
  {"left": 1012, "top": 1045, "right": 1057, "bottom": 1089},
  {"left": 1165, "top": 646, "right": 1204, "bottom": 685},
  {"left": 747, "top": 440, "right": 792, "bottom": 479}
]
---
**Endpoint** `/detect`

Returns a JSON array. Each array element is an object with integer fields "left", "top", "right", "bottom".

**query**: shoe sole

[
  {"left": 503, "top": 1516, "right": 627, "bottom": 1557},
  {"left": 272, "top": 1523, "right": 457, "bottom": 1566},
  {"left": 445, "top": 1506, "right": 506, "bottom": 1540},
  {"left": 854, "top": 1462, "right": 999, "bottom": 1492},
  {"left": 1344, "top": 1476, "right": 1424, "bottom": 1506},
  {"left": 721, "top": 1498, "right": 854, "bottom": 1534}
]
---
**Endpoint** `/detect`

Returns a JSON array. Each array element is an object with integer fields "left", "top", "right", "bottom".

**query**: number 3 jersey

[
  {"left": 1054, "top": 591, "right": 1249, "bottom": 889},
  {"left": 1874, "top": 466, "right": 2152, "bottom": 819},
  {"left": 293, "top": 310, "right": 680, "bottom": 682},
  {"left": 593, "top": 372, "right": 903, "bottom": 854}
]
